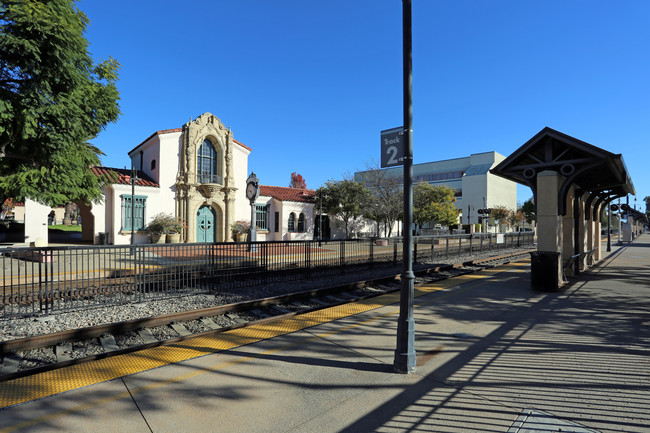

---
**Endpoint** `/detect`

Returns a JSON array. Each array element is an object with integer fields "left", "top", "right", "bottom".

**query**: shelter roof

[
  {"left": 491, "top": 127, "right": 635, "bottom": 198},
  {"left": 259, "top": 185, "right": 315, "bottom": 203},
  {"left": 91, "top": 167, "right": 160, "bottom": 188}
]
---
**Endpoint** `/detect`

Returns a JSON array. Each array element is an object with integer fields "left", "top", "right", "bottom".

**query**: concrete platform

[{"left": 0, "top": 234, "right": 648, "bottom": 432}]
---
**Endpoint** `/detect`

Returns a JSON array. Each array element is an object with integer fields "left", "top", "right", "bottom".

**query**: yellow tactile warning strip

[{"left": 0, "top": 260, "right": 529, "bottom": 411}]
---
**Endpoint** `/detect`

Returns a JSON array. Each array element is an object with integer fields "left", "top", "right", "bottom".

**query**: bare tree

[{"left": 356, "top": 162, "right": 402, "bottom": 236}]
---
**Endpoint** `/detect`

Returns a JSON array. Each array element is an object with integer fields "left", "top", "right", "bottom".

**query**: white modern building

[{"left": 355, "top": 151, "right": 517, "bottom": 229}]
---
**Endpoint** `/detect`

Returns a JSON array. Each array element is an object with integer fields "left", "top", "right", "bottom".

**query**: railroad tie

[
  {"left": 250, "top": 309, "right": 271, "bottom": 318},
  {"left": 225, "top": 313, "right": 246, "bottom": 324},
  {"left": 137, "top": 328, "right": 158, "bottom": 345},
  {"left": 269, "top": 305, "right": 292, "bottom": 314},
  {"left": 99, "top": 334, "right": 120, "bottom": 353},
  {"left": 170, "top": 322, "right": 192, "bottom": 337},
  {"left": 309, "top": 298, "right": 330, "bottom": 306},
  {"left": 55, "top": 343, "right": 73, "bottom": 362},
  {"left": 199, "top": 317, "right": 220, "bottom": 330},
  {"left": 1, "top": 352, "right": 22, "bottom": 374}
]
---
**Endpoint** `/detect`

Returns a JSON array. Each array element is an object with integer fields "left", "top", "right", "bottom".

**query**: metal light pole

[
  {"left": 130, "top": 165, "right": 139, "bottom": 246},
  {"left": 393, "top": 0, "right": 416, "bottom": 374},
  {"left": 617, "top": 197, "right": 622, "bottom": 245},
  {"left": 607, "top": 199, "right": 611, "bottom": 252}
]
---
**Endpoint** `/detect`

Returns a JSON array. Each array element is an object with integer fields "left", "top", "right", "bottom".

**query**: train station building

[{"left": 20, "top": 112, "right": 342, "bottom": 245}]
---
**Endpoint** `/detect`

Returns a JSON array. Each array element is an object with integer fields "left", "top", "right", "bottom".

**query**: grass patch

[{"left": 49, "top": 224, "right": 82, "bottom": 232}]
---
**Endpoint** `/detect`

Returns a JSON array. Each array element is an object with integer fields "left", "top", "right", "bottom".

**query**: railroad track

[{"left": 0, "top": 250, "right": 532, "bottom": 381}]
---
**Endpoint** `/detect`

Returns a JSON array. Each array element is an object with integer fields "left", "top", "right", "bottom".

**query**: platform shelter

[{"left": 491, "top": 127, "right": 635, "bottom": 290}]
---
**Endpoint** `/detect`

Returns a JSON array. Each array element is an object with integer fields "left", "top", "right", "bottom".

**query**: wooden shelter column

[
  {"left": 535, "top": 170, "right": 564, "bottom": 289},
  {"left": 562, "top": 184, "right": 576, "bottom": 277}
]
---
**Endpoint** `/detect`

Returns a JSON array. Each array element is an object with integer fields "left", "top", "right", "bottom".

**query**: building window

[
  {"left": 255, "top": 204, "right": 269, "bottom": 230},
  {"left": 297, "top": 213, "right": 305, "bottom": 232},
  {"left": 274, "top": 212, "right": 279, "bottom": 232},
  {"left": 121, "top": 195, "right": 146, "bottom": 231},
  {"left": 288, "top": 212, "right": 296, "bottom": 232},
  {"left": 197, "top": 139, "right": 222, "bottom": 184},
  {"left": 151, "top": 159, "right": 156, "bottom": 170}
]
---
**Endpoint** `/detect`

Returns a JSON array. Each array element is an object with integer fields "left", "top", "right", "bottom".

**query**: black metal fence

[{"left": 0, "top": 232, "right": 534, "bottom": 318}]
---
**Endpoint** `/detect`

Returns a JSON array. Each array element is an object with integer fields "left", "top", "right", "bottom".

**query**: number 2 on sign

[{"left": 386, "top": 145, "right": 398, "bottom": 165}]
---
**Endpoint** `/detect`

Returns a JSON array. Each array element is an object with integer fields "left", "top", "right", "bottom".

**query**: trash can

[
  {"left": 98, "top": 232, "right": 109, "bottom": 245},
  {"left": 529, "top": 251, "right": 561, "bottom": 291}
]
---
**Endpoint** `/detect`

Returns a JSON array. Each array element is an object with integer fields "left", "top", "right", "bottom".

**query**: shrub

[
  {"left": 146, "top": 213, "right": 183, "bottom": 235},
  {"left": 231, "top": 220, "right": 250, "bottom": 234}
]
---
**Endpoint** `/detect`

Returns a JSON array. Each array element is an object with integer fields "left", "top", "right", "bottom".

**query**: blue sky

[{"left": 82, "top": 0, "right": 649, "bottom": 209}]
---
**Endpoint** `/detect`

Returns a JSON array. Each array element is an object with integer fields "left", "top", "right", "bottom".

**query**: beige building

[{"left": 80, "top": 112, "right": 252, "bottom": 244}]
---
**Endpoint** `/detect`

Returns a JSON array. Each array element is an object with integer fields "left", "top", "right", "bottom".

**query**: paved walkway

[{"left": 0, "top": 234, "right": 648, "bottom": 432}]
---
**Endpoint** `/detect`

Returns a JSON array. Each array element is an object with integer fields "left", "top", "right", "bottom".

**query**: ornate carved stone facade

[{"left": 176, "top": 113, "right": 237, "bottom": 242}]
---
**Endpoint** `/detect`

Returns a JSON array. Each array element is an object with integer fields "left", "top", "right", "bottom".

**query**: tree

[
  {"left": 356, "top": 163, "right": 402, "bottom": 236},
  {"left": 413, "top": 183, "right": 458, "bottom": 232},
  {"left": 316, "top": 179, "right": 372, "bottom": 238},
  {"left": 0, "top": 0, "right": 120, "bottom": 206},
  {"left": 507, "top": 209, "right": 523, "bottom": 229},
  {"left": 491, "top": 205, "right": 512, "bottom": 228},
  {"left": 520, "top": 198, "right": 535, "bottom": 224},
  {"left": 289, "top": 172, "right": 306, "bottom": 189}
]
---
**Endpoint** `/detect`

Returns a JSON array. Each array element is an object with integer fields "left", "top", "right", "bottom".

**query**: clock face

[{"left": 246, "top": 183, "right": 256, "bottom": 199}]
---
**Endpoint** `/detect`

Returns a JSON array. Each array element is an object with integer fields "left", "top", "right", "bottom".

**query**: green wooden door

[{"left": 196, "top": 206, "right": 216, "bottom": 243}]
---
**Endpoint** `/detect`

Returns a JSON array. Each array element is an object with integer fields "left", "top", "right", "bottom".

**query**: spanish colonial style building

[{"left": 22, "top": 112, "right": 339, "bottom": 245}]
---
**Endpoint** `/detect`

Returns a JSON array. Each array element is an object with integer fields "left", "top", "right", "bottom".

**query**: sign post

[{"left": 393, "top": 0, "right": 416, "bottom": 374}]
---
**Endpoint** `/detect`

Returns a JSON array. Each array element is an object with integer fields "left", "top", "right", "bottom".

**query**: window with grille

[
  {"left": 197, "top": 139, "right": 222, "bottom": 184},
  {"left": 255, "top": 204, "right": 269, "bottom": 230},
  {"left": 121, "top": 195, "right": 146, "bottom": 231},
  {"left": 297, "top": 213, "right": 305, "bottom": 232},
  {"left": 288, "top": 212, "right": 296, "bottom": 232}
]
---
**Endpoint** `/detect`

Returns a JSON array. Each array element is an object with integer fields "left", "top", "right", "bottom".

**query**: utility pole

[{"left": 393, "top": 0, "right": 416, "bottom": 374}]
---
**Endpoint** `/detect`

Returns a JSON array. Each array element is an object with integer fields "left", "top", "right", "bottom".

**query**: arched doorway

[{"left": 196, "top": 206, "right": 216, "bottom": 243}]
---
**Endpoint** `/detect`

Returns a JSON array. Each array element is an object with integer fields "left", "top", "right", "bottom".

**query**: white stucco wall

[
  {"left": 156, "top": 132, "right": 181, "bottom": 206},
  {"left": 107, "top": 184, "right": 163, "bottom": 245},
  {"left": 233, "top": 143, "right": 251, "bottom": 222},
  {"left": 129, "top": 131, "right": 179, "bottom": 211},
  {"left": 24, "top": 199, "right": 50, "bottom": 245}
]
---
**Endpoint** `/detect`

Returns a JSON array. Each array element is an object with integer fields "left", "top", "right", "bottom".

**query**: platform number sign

[{"left": 381, "top": 127, "right": 405, "bottom": 168}]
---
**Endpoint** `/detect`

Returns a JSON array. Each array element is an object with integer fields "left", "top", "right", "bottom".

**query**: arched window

[
  {"left": 197, "top": 139, "right": 221, "bottom": 183},
  {"left": 288, "top": 212, "right": 296, "bottom": 232},
  {"left": 297, "top": 213, "right": 305, "bottom": 232},
  {"left": 151, "top": 159, "right": 156, "bottom": 170}
]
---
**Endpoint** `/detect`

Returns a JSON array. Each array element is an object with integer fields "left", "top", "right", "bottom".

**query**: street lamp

[
  {"left": 130, "top": 165, "right": 139, "bottom": 246},
  {"left": 393, "top": 0, "right": 416, "bottom": 374}
]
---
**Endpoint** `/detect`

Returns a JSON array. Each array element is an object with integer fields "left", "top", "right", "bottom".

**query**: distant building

[{"left": 355, "top": 151, "right": 517, "bottom": 230}]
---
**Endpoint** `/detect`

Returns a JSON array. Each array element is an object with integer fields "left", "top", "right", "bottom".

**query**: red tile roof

[
  {"left": 91, "top": 167, "right": 160, "bottom": 187},
  {"left": 259, "top": 185, "right": 315, "bottom": 203}
]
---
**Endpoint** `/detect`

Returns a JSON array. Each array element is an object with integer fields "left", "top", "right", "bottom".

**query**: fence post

[
  {"left": 305, "top": 240, "right": 311, "bottom": 279},
  {"left": 393, "top": 240, "right": 398, "bottom": 265},
  {"left": 413, "top": 237, "right": 418, "bottom": 263},
  {"left": 340, "top": 240, "right": 345, "bottom": 274},
  {"left": 445, "top": 236, "right": 449, "bottom": 259}
]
